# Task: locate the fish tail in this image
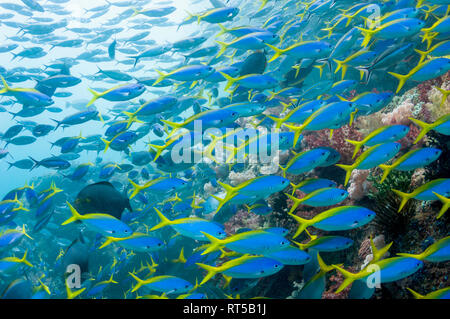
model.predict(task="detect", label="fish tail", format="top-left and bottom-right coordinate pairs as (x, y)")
top-left (215, 24), bottom-right (229, 37)
top-left (435, 86), bottom-right (450, 106)
top-left (355, 26), bottom-right (376, 48)
top-left (0, 75), bottom-right (10, 94)
top-left (288, 212), bottom-right (311, 239)
top-left (345, 139), bottom-right (363, 159)
top-left (86, 88), bottom-right (101, 107)
top-left (20, 250), bottom-right (33, 267)
top-left (378, 164), bottom-right (393, 183)
top-left (317, 253), bottom-right (334, 273)
top-left (128, 179), bottom-right (143, 199)
top-left (200, 231), bottom-right (225, 256)
top-left (408, 117), bottom-right (433, 144)
top-left (341, 13), bottom-right (357, 27)
top-left (421, 31), bottom-right (437, 50)
top-left (21, 224), bottom-right (33, 240)
top-left (432, 192), bottom-right (449, 219)
top-left (65, 281), bottom-right (85, 299)
top-left (148, 143), bottom-right (168, 162)
top-left (283, 123), bottom-right (305, 147)
top-left (416, 0), bottom-right (425, 8)
top-left (129, 272), bottom-right (147, 292)
top-left (153, 69), bottom-right (168, 86)
top-left (123, 111), bottom-right (138, 129)
top-left (391, 189), bottom-right (413, 212)
top-left (100, 137), bottom-right (111, 153)
top-left (332, 265), bottom-right (358, 293)
top-left (414, 49), bottom-right (430, 64)
top-left (265, 43), bottom-right (285, 63)
top-left (28, 156), bottom-right (39, 171)
top-left (150, 207), bottom-right (173, 231)
top-left (335, 164), bottom-right (354, 186)
top-left (285, 193), bottom-right (303, 214)
top-left (333, 59), bottom-right (348, 80)
top-left (406, 287), bottom-right (424, 299)
top-left (388, 71), bottom-right (410, 94)
top-left (61, 202), bottom-right (82, 225)
top-left (215, 41), bottom-right (229, 58)
top-left (131, 8), bottom-right (140, 17)
top-left (218, 71), bottom-right (238, 92)
top-left (99, 237), bottom-right (115, 249)
top-left (266, 114), bottom-right (285, 130)
top-left (50, 118), bottom-right (62, 130)
top-left (196, 262), bottom-right (220, 286)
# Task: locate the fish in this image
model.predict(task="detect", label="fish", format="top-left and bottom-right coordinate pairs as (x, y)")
top-left (73, 181), bottom-right (132, 220)
top-left (332, 257), bottom-right (423, 293)
top-left (201, 229), bottom-right (290, 255)
top-left (398, 236), bottom-right (450, 262)
top-left (392, 178), bottom-right (450, 212)
top-left (196, 254), bottom-right (283, 285)
top-left (62, 202), bottom-right (133, 238)
top-left (150, 207), bottom-right (226, 241)
top-left (337, 143), bottom-right (402, 185)
top-left (128, 273), bottom-right (193, 294)
top-left (288, 206), bottom-right (376, 238)
top-left (378, 148), bottom-right (442, 182)
top-left (286, 187), bottom-right (349, 212)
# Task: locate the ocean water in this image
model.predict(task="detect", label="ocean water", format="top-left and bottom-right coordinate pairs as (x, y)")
top-left (0, 0), bottom-right (449, 300)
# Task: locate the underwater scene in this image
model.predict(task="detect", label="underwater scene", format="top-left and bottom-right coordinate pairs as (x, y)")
top-left (0, 0), bottom-right (449, 300)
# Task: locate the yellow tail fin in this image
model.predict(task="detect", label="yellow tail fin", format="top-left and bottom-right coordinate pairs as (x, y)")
top-left (433, 192), bottom-right (449, 219)
top-left (266, 43), bottom-right (286, 63)
top-left (200, 231), bottom-right (225, 255)
top-left (379, 164), bottom-right (393, 183)
top-left (392, 189), bottom-right (413, 212)
top-left (129, 272), bottom-right (147, 292)
top-left (0, 76), bottom-right (10, 94)
top-left (196, 262), bottom-right (220, 285)
top-left (335, 164), bottom-right (354, 186)
top-left (86, 88), bottom-right (101, 107)
top-left (355, 27), bottom-right (377, 48)
top-left (61, 202), bottom-right (83, 225)
top-left (388, 72), bottom-right (410, 93)
top-left (332, 265), bottom-right (359, 293)
top-left (20, 250), bottom-right (33, 267)
top-left (215, 41), bottom-right (229, 58)
top-left (406, 287), bottom-right (425, 299)
top-left (345, 139), bottom-right (363, 159)
top-left (153, 69), bottom-right (168, 86)
top-left (215, 24), bottom-right (229, 37)
top-left (288, 212), bottom-right (311, 239)
top-left (150, 207), bottom-right (173, 231)
top-left (219, 71), bottom-right (239, 91)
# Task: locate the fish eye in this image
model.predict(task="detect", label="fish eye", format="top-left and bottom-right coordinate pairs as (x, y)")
top-left (112, 230), bottom-right (116, 234)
